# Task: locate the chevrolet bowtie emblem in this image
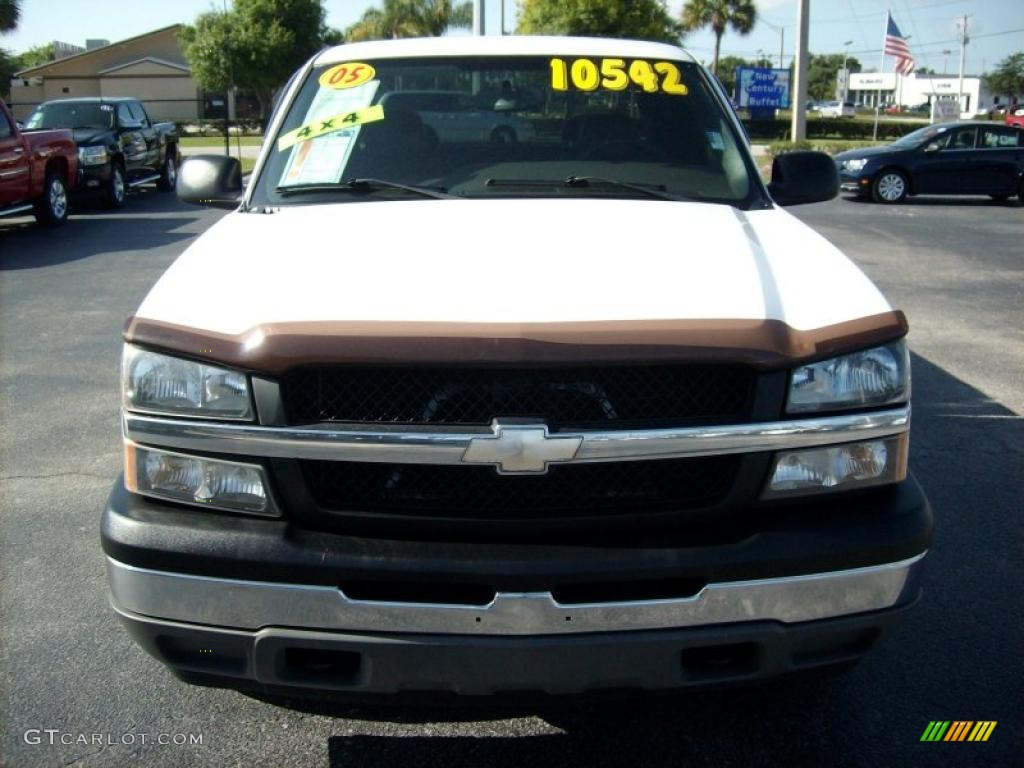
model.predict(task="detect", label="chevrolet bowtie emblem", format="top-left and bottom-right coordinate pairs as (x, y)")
top-left (462, 421), bottom-right (583, 474)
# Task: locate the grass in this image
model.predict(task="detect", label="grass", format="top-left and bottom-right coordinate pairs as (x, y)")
top-left (240, 157), bottom-right (257, 174)
top-left (180, 136), bottom-right (263, 148)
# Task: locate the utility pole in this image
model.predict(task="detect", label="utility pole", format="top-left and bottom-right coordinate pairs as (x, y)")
top-left (790, 0), bottom-right (810, 141)
top-left (957, 15), bottom-right (969, 114)
top-left (842, 40), bottom-right (854, 102)
top-left (761, 20), bottom-right (786, 69)
top-left (473, 0), bottom-right (485, 36)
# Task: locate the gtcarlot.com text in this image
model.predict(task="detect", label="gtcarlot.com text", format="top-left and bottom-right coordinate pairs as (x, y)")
top-left (24, 729), bottom-right (203, 747)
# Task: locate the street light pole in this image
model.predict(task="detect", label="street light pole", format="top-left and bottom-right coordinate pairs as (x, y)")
top-left (956, 15), bottom-right (970, 114)
top-left (790, 0), bottom-right (810, 141)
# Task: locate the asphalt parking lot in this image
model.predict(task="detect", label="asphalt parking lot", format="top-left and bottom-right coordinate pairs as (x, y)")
top-left (1, 189), bottom-right (1021, 767)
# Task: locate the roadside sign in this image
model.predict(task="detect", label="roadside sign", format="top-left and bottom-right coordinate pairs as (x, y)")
top-left (736, 67), bottom-right (791, 109)
top-left (931, 99), bottom-right (958, 124)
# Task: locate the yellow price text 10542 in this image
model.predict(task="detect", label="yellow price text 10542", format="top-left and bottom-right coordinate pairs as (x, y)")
top-left (549, 58), bottom-right (689, 96)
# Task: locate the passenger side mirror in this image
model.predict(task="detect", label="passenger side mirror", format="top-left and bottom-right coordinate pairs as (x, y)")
top-left (923, 141), bottom-right (941, 154)
top-left (766, 150), bottom-right (838, 206)
top-left (177, 155), bottom-right (243, 210)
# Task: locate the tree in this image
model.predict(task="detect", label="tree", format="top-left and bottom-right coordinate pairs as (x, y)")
top-left (680, 0), bottom-right (756, 75)
top-left (806, 53), bottom-right (860, 101)
top-left (516, 0), bottom-right (682, 44)
top-left (985, 52), bottom-right (1024, 103)
top-left (14, 43), bottom-right (56, 70)
top-left (181, 0), bottom-right (332, 120)
top-left (714, 55), bottom-right (751, 96)
top-left (0, 48), bottom-right (15, 99)
top-left (346, 0), bottom-right (472, 42)
top-left (0, 0), bottom-right (19, 33)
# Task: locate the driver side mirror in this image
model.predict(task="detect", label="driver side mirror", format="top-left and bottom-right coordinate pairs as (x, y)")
top-left (177, 155), bottom-right (243, 209)
top-left (766, 150), bottom-right (838, 206)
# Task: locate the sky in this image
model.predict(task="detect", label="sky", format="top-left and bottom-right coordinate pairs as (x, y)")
top-left (2, 0), bottom-right (1022, 75)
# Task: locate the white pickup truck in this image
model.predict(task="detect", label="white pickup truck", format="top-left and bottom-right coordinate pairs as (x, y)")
top-left (104, 36), bottom-right (931, 698)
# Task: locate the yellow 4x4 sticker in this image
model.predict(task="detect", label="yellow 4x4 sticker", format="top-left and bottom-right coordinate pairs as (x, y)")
top-left (549, 58), bottom-right (688, 96)
top-left (277, 105), bottom-right (385, 151)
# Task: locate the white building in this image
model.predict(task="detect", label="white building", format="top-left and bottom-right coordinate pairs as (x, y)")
top-left (848, 72), bottom-right (1001, 113)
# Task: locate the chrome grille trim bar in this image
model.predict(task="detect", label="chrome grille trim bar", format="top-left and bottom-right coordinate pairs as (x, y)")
top-left (124, 406), bottom-right (910, 467)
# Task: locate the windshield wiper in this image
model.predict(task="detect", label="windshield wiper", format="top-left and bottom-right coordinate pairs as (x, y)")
top-left (485, 176), bottom-right (701, 202)
top-left (275, 178), bottom-right (455, 199)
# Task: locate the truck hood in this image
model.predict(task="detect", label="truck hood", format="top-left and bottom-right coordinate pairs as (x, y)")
top-left (72, 127), bottom-right (114, 145)
top-left (132, 198), bottom-right (896, 361)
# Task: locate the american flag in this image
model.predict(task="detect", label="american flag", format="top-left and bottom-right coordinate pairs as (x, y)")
top-left (885, 13), bottom-right (915, 75)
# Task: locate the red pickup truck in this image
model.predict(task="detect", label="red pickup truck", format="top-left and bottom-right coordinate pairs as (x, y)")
top-left (1, 98), bottom-right (78, 226)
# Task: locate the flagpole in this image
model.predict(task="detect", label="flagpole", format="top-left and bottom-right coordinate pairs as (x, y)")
top-left (874, 12), bottom-right (888, 141)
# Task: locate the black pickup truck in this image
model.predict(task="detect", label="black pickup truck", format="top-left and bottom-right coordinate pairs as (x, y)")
top-left (24, 97), bottom-right (179, 207)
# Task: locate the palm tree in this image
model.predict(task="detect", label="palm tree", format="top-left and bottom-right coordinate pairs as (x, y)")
top-left (346, 0), bottom-right (472, 42)
top-left (680, 0), bottom-right (757, 75)
top-left (0, 0), bottom-right (20, 32)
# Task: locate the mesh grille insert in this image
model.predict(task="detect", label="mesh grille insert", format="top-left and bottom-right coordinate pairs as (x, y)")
top-left (282, 364), bottom-right (755, 428)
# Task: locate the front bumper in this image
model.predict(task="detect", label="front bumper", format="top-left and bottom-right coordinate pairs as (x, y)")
top-left (76, 162), bottom-right (112, 190)
top-left (103, 473), bottom-right (930, 694)
top-left (838, 170), bottom-right (873, 194)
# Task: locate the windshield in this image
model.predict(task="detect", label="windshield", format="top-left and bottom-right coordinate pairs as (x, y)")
top-left (25, 102), bottom-right (114, 130)
top-left (252, 54), bottom-right (759, 207)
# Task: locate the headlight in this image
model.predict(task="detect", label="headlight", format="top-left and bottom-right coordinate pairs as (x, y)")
top-left (123, 345), bottom-right (253, 420)
top-left (787, 340), bottom-right (909, 414)
top-left (78, 145), bottom-right (109, 166)
top-left (125, 441), bottom-right (278, 516)
top-left (842, 158), bottom-right (868, 171)
top-left (763, 435), bottom-right (907, 497)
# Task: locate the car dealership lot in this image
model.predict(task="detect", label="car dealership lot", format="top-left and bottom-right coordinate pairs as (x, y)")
top-left (1, 192), bottom-right (1021, 767)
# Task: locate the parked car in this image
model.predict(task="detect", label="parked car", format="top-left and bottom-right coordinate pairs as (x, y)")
top-left (24, 97), bottom-right (179, 207)
top-left (835, 121), bottom-right (1024, 202)
top-left (0, 97), bottom-right (78, 226)
top-left (105, 35), bottom-right (930, 698)
top-left (1006, 105), bottom-right (1024, 129)
top-left (377, 90), bottom-right (536, 144)
top-left (818, 100), bottom-right (856, 118)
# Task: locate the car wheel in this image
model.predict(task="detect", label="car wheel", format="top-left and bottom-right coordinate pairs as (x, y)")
top-left (490, 126), bottom-right (517, 144)
top-left (33, 171), bottom-right (69, 227)
top-left (106, 162), bottom-right (126, 208)
top-left (872, 170), bottom-right (907, 203)
top-left (157, 152), bottom-right (177, 192)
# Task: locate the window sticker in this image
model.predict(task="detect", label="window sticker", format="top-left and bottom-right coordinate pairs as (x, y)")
top-left (549, 58), bottom-right (688, 96)
top-left (706, 131), bottom-right (725, 150)
top-left (277, 105), bottom-right (384, 151)
top-left (278, 79), bottom-right (380, 186)
top-left (319, 62), bottom-right (376, 90)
